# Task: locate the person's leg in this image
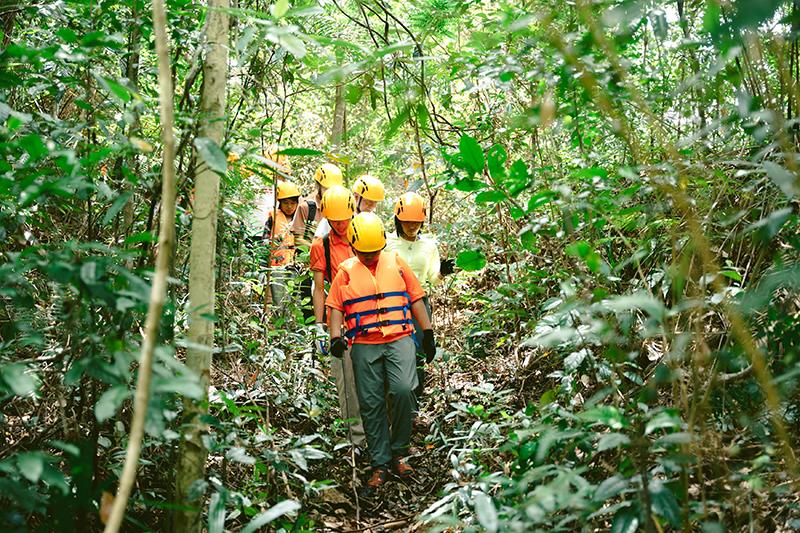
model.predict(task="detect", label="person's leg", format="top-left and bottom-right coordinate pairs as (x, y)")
top-left (383, 335), bottom-right (418, 458)
top-left (331, 347), bottom-right (365, 446)
top-left (411, 296), bottom-right (431, 398)
top-left (350, 342), bottom-right (392, 468)
top-left (298, 270), bottom-right (314, 322)
top-left (269, 267), bottom-right (289, 310)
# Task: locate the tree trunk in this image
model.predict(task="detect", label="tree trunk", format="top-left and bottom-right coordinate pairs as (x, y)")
top-left (172, 0), bottom-right (229, 531)
top-left (331, 83), bottom-right (346, 148)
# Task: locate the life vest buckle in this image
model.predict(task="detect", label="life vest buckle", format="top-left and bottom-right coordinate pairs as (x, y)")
top-left (377, 307), bottom-right (388, 314)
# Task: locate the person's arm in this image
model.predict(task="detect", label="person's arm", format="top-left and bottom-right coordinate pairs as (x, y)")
top-left (312, 270), bottom-right (326, 324)
top-left (330, 308), bottom-right (344, 339)
top-left (429, 240), bottom-right (442, 285)
top-left (411, 299), bottom-right (432, 329)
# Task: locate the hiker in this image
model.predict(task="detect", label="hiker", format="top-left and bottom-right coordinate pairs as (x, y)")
top-left (386, 191), bottom-right (454, 401)
top-left (351, 174), bottom-right (385, 214)
top-left (292, 163), bottom-right (344, 321)
top-left (264, 180), bottom-right (301, 308)
top-left (310, 185), bottom-right (366, 449)
top-left (326, 212), bottom-right (437, 489)
top-left (314, 173), bottom-right (385, 238)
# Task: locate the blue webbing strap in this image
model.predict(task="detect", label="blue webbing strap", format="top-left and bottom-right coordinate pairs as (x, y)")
top-left (344, 304), bottom-right (410, 321)
top-left (343, 290), bottom-right (410, 307)
top-left (344, 318), bottom-right (415, 339)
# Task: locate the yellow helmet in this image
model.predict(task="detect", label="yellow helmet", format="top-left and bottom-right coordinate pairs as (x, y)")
top-left (347, 212), bottom-right (386, 253)
top-left (320, 185), bottom-right (355, 221)
top-left (276, 180), bottom-right (301, 200)
top-left (352, 174), bottom-right (385, 202)
top-left (314, 163), bottom-right (344, 188)
top-left (394, 192), bottom-right (427, 222)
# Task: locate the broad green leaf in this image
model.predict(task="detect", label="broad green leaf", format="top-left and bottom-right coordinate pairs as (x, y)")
top-left (20, 134), bottom-right (48, 160)
top-left (102, 191), bottom-right (133, 226)
top-left (241, 500), bottom-right (301, 533)
top-left (610, 509), bottom-right (639, 533)
top-left (416, 103), bottom-right (430, 130)
top-left (703, 1), bottom-right (721, 34)
top-left (276, 148), bottom-right (324, 156)
top-left (473, 492), bottom-right (498, 533)
top-left (345, 84), bottom-right (362, 105)
top-left (456, 249), bottom-right (487, 271)
top-left (385, 105), bottom-right (411, 141)
top-left (763, 161), bottom-right (798, 198)
top-left (17, 452), bottom-right (45, 483)
top-left (56, 28), bottom-right (78, 43)
top-left (649, 480), bottom-right (681, 527)
top-left (452, 178), bottom-right (487, 192)
top-left (745, 208), bottom-right (794, 241)
top-left (528, 190), bottom-right (557, 211)
top-left (578, 405), bottom-right (628, 430)
top-left (487, 144), bottom-right (507, 181)
top-left (271, 0), bottom-right (290, 18)
top-left (597, 432), bottom-right (631, 452)
top-left (208, 491), bottom-right (226, 533)
top-left (194, 137), bottom-right (227, 175)
top-left (97, 76), bottom-right (132, 103)
top-left (475, 190), bottom-right (505, 203)
top-left (0, 364), bottom-right (38, 397)
top-left (95, 385), bottom-right (130, 422)
top-left (718, 270), bottom-right (742, 282)
top-left (594, 475), bottom-right (628, 501)
top-left (459, 135), bottom-right (484, 175)
top-left (645, 409), bottom-right (682, 435)
top-left (275, 33), bottom-right (306, 58)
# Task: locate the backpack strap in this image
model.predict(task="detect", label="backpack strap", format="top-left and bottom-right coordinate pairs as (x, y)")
top-left (323, 233), bottom-right (332, 282)
top-left (304, 200), bottom-right (317, 241)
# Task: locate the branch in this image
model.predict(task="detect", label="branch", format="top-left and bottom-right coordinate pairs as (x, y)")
top-left (103, 0), bottom-right (178, 529)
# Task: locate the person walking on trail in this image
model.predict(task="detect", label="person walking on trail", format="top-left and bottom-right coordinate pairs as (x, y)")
top-left (291, 163), bottom-right (344, 322)
top-left (264, 180), bottom-right (301, 308)
top-left (386, 191), bottom-right (454, 404)
top-left (326, 212), bottom-right (438, 489)
top-left (314, 173), bottom-right (386, 239)
top-left (351, 173), bottom-right (385, 214)
top-left (309, 185), bottom-right (366, 449)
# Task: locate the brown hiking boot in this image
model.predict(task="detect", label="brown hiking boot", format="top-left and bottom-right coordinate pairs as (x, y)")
top-left (392, 457), bottom-right (414, 477)
top-left (366, 467), bottom-right (389, 488)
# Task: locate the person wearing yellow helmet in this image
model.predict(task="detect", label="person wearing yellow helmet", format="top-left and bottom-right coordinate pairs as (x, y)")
top-left (314, 173), bottom-right (386, 239)
top-left (386, 191), bottom-right (454, 413)
top-left (351, 173), bottom-right (385, 213)
top-left (292, 163), bottom-right (344, 243)
top-left (264, 180), bottom-right (301, 307)
top-left (309, 186), bottom-right (366, 449)
top-left (290, 163), bottom-right (345, 322)
top-left (326, 212), bottom-right (437, 489)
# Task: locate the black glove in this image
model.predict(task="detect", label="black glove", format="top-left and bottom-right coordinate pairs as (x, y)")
top-left (440, 258), bottom-right (455, 276)
top-left (331, 337), bottom-right (347, 359)
top-left (422, 329), bottom-right (436, 363)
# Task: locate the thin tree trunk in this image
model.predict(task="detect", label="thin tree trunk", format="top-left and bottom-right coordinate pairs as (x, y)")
top-left (172, 0), bottom-right (228, 530)
top-left (331, 82), bottom-right (346, 148)
top-left (102, 0), bottom-right (178, 529)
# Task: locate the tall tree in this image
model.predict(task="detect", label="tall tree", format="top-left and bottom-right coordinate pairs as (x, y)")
top-left (172, 0), bottom-right (229, 530)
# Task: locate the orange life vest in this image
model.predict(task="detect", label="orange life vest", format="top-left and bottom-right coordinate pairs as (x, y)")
top-left (266, 209), bottom-right (295, 267)
top-left (340, 251), bottom-right (414, 342)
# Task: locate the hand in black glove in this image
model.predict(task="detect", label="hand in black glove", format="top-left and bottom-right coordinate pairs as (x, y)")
top-left (331, 337), bottom-right (347, 359)
top-left (422, 329), bottom-right (436, 363)
top-left (440, 258), bottom-right (455, 276)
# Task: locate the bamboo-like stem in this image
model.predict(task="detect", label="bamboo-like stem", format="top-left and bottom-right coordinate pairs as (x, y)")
top-left (103, 0), bottom-right (177, 529)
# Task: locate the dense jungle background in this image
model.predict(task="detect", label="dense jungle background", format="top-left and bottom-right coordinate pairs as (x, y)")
top-left (2, 0), bottom-right (800, 531)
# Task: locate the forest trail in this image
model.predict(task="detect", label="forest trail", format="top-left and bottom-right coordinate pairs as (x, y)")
top-left (3, 1), bottom-right (800, 531)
